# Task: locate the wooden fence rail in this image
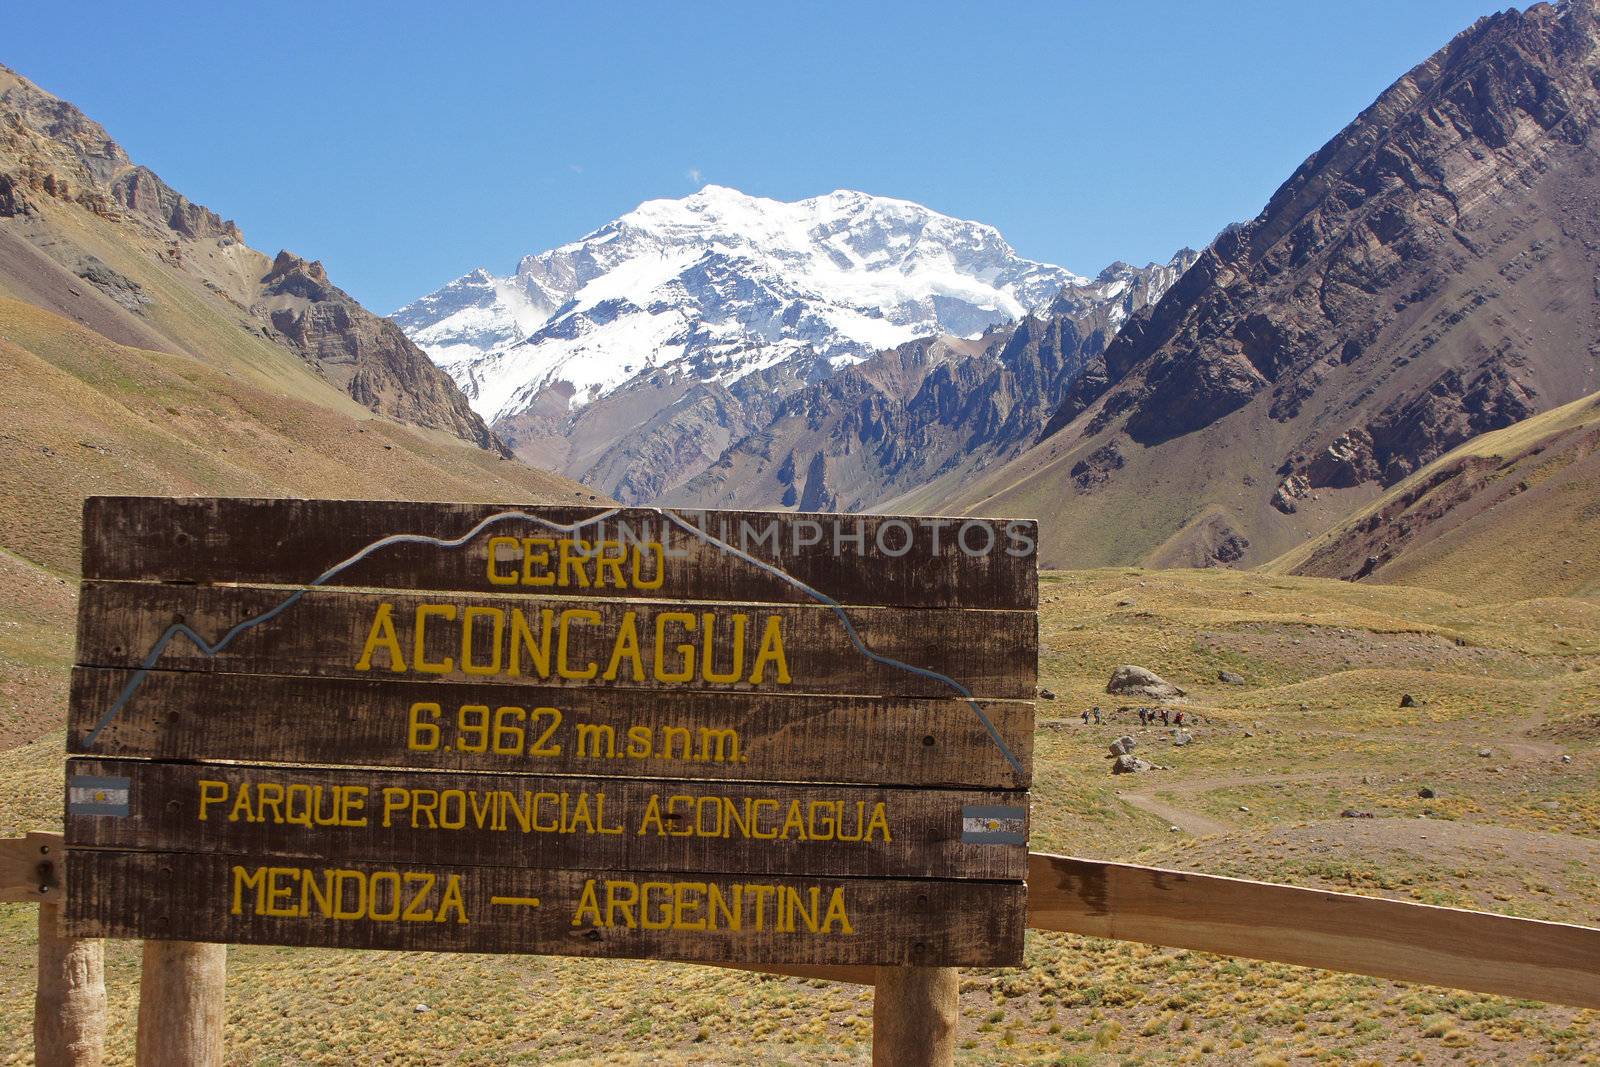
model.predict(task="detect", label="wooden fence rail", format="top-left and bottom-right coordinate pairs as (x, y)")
top-left (6, 833), bottom-right (1599, 1065)
top-left (1025, 852), bottom-right (1600, 1009)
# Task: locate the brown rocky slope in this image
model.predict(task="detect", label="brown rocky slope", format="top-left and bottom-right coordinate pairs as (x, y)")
top-left (946, 1), bottom-right (1600, 568)
top-left (1268, 387), bottom-right (1600, 601)
top-left (0, 64), bottom-right (598, 580)
top-left (669, 256), bottom-right (1195, 512)
top-left (0, 63), bottom-right (503, 452)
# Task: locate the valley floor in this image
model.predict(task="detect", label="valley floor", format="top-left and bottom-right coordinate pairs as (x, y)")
top-left (1, 568), bottom-right (1597, 1065)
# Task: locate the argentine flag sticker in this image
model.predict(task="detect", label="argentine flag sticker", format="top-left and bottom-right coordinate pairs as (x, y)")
top-left (69, 775), bottom-right (131, 817)
top-left (961, 804), bottom-right (1027, 845)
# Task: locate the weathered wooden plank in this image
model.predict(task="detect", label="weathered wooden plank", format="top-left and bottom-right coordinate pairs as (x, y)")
top-left (68, 668), bottom-right (1033, 790)
top-left (26, 833), bottom-right (1600, 1001)
top-left (74, 583), bottom-right (1038, 700)
top-left (1027, 852), bottom-right (1600, 1010)
top-left (66, 850), bottom-right (1027, 967)
top-left (81, 497), bottom-right (1038, 610)
top-left (67, 759), bottom-right (1028, 880)
top-left (0, 831), bottom-right (62, 903)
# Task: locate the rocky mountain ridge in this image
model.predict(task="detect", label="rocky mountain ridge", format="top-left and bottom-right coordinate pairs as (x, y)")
top-left (945, 0), bottom-right (1600, 568)
top-left (396, 187), bottom-right (1192, 505)
top-left (0, 64), bottom-right (503, 452)
top-left (672, 252), bottom-right (1196, 512)
top-left (1270, 387), bottom-right (1600, 600)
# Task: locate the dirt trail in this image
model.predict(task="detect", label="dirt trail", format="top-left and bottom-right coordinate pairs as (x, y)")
top-left (1110, 685), bottom-right (1568, 837)
top-left (1115, 790), bottom-right (1231, 836)
top-left (1116, 770), bottom-right (1336, 837)
top-left (1500, 682), bottom-right (1564, 760)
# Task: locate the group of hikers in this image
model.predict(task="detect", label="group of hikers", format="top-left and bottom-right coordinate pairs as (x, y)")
top-left (1079, 706), bottom-right (1187, 727)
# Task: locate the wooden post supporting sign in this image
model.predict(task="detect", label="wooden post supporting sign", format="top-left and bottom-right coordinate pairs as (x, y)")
top-left (35, 903), bottom-right (106, 1067)
top-left (2, 831), bottom-right (105, 1067)
top-left (135, 941), bottom-right (226, 1067)
top-left (873, 965), bottom-right (960, 1067)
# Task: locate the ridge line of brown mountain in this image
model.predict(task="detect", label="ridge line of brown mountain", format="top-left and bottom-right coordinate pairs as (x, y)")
top-left (935, 0), bottom-right (1600, 580)
top-left (0, 62), bottom-right (506, 454)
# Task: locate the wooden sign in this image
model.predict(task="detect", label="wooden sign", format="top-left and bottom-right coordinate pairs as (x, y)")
top-left (65, 497), bottom-right (1037, 968)
top-left (73, 584), bottom-right (1037, 698)
top-left (70, 669), bottom-right (1031, 788)
top-left (81, 498), bottom-right (1039, 610)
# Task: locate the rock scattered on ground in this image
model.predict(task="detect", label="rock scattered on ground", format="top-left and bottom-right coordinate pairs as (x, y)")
top-left (1111, 753), bottom-right (1153, 774)
top-left (1217, 670), bottom-right (1246, 684)
top-left (1418, 786), bottom-right (1436, 799)
top-left (1340, 809), bottom-right (1375, 819)
top-left (1109, 736), bottom-right (1137, 757)
top-left (1107, 664), bottom-right (1186, 699)
top-left (1400, 694), bottom-right (1418, 708)
top-left (1172, 729), bottom-right (1193, 746)
top-left (1038, 687), bottom-right (1056, 700)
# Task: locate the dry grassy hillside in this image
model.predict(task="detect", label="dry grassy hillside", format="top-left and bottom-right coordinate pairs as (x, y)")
top-left (0, 64), bottom-right (498, 449)
top-left (0, 297), bottom-right (595, 574)
top-left (2, 568), bottom-right (1595, 1064)
top-left (1270, 390), bottom-right (1600, 602)
top-left (0, 294), bottom-right (599, 743)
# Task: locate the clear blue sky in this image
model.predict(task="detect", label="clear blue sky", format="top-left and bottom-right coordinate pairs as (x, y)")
top-left (9, 1), bottom-right (1504, 313)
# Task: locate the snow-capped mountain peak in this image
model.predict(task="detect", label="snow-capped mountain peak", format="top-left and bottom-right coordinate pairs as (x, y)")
top-left (392, 185), bottom-right (1084, 423)
top-left (390, 266), bottom-right (555, 367)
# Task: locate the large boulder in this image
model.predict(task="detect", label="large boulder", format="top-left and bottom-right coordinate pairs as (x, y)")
top-left (1111, 754), bottom-right (1151, 774)
top-left (1107, 665), bottom-right (1187, 700)
top-left (1109, 736), bottom-right (1137, 757)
